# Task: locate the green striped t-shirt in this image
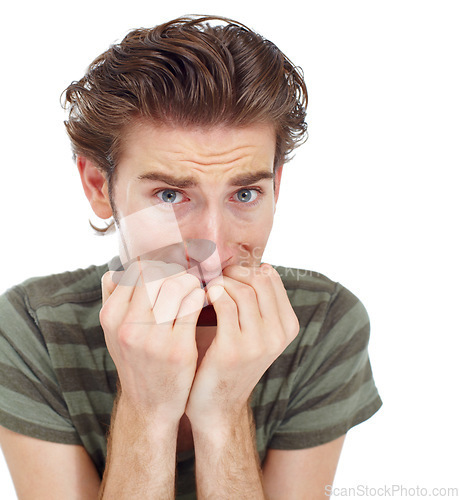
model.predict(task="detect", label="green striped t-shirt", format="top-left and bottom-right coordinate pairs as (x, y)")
top-left (0, 262), bottom-right (382, 498)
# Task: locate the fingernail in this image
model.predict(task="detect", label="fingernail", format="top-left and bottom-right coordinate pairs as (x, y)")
top-left (207, 284), bottom-right (224, 303)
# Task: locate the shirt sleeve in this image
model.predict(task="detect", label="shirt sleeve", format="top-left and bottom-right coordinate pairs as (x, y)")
top-left (0, 285), bottom-right (81, 444)
top-left (269, 282), bottom-right (382, 449)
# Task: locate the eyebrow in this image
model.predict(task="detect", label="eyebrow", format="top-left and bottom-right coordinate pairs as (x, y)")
top-left (137, 170), bottom-right (274, 188)
top-left (137, 172), bottom-right (196, 188)
top-left (231, 171), bottom-right (275, 185)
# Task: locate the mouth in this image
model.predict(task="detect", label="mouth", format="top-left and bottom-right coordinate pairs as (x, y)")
top-left (199, 275), bottom-right (224, 290)
top-left (197, 303), bottom-right (217, 326)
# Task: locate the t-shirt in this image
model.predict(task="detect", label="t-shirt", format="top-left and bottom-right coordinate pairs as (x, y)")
top-left (0, 262), bottom-right (382, 498)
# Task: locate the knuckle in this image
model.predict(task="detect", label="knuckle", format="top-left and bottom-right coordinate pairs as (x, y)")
top-left (99, 304), bottom-right (114, 330)
top-left (186, 287), bottom-right (205, 305)
top-left (237, 283), bottom-right (257, 301)
top-left (121, 261), bottom-right (141, 282)
top-left (218, 296), bottom-right (237, 313)
top-left (289, 314), bottom-right (300, 338)
top-left (101, 271), bottom-right (111, 287)
top-left (183, 272), bottom-right (201, 289)
top-left (281, 317), bottom-right (300, 345)
top-left (99, 308), bottom-right (108, 328)
top-left (254, 270), bottom-right (271, 286)
top-left (273, 336), bottom-right (288, 355)
top-left (160, 277), bottom-right (182, 295)
top-left (262, 264), bottom-right (280, 281)
top-left (118, 323), bottom-right (137, 349)
top-left (261, 331), bottom-right (284, 356)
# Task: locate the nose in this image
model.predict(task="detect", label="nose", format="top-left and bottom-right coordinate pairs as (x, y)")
top-left (186, 207), bottom-right (235, 278)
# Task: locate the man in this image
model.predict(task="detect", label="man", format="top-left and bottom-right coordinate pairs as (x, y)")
top-left (0, 16), bottom-right (382, 499)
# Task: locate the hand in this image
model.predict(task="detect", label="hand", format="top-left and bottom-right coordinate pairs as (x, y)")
top-left (100, 259), bottom-right (205, 422)
top-left (185, 263), bottom-right (300, 428)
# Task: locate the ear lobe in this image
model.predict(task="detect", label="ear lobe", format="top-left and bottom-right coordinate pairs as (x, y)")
top-left (77, 156), bottom-right (113, 219)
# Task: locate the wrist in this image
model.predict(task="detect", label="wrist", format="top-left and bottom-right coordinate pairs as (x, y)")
top-left (189, 404), bottom-right (252, 444)
top-left (116, 393), bottom-right (181, 437)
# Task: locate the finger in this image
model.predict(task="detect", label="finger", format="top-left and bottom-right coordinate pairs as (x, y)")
top-left (139, 260), bottom-right (186, 283)
top-left (101, 271), bottom-right (117, 305)
top-left (104, 263), bottom-right (144, 303)
top-left (174, 287), bottom-right (206, 327)
top-left (207, 284), bottom-right (240, 334)
top-left (208, 275), bottom-right (262, 332)
top-left (100, 262), bottom-right (143, 326)
top-left (127, 260), bottom-right (186, 320)
top-left (153, 273), bottom-right (203, 325)
top-left (259, 263), bottom-right (299, 338)
top-left (123, 265), bottom-right (158, 325)
top-left (223, 264), bottom-right (281, 324)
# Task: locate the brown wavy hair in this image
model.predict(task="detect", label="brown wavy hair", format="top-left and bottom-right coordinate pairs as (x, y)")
top-left (63, 15), bottom-right (308, 234)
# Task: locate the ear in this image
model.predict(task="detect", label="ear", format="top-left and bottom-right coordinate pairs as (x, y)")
top-left (274, 165), bottom-right (283, 205)
top-left (77, 156), bottom-right (113, 219)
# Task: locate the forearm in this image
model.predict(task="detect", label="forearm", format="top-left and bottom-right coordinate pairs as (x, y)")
top-left (99, 394), bottom-right (179, 499)
top-left (192, 404), bottom-right (266, 500)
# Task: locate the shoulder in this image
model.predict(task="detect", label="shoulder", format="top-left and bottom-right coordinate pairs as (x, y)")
top-left (0, 262), bottom-right (112, 447)
top-left (252, 266), bottom-right (381, 452)
top-left (273, 265), bottom-right (336, 293)
top-left (0, 262), bottom-right (110, 343)
top-left (3, 262), bottom-right (109, 310)
top-left (273, 264), bottom-right (369, 346)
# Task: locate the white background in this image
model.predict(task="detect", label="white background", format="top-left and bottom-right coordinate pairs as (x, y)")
top-left (1, 0), bottom-right (458, 498)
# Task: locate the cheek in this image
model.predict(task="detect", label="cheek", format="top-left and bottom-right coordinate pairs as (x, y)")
top-left (236, 213), bottom-right (275, 263)
top-left (117, 205), bottom-right (183, 263)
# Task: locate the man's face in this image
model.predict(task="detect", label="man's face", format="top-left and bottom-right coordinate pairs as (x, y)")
top-left (109, 120), bottom-right (282, 285)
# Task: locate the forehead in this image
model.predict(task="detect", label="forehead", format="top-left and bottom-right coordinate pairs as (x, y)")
top-left (116, 120), bottom-right (277, 178)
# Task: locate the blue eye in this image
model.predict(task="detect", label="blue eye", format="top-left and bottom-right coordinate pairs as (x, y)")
top-left (156, 189), bottom-right (183, 203)
top-left (234, 189), bottom-right (259, 203)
